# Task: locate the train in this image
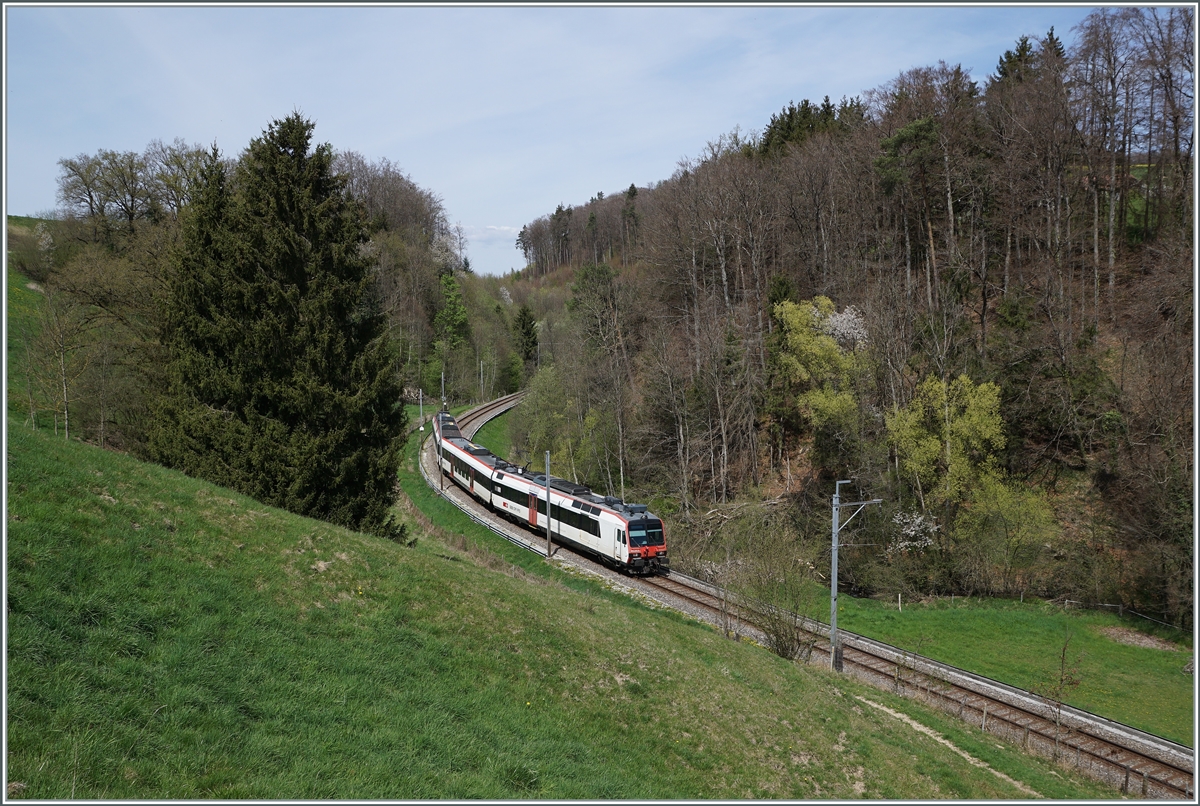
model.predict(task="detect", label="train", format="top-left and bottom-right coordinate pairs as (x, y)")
top-left (432, 410), bottom-right (668, 574)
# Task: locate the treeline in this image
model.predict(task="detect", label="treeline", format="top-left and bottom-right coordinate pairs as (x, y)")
top-left (10, 114), bottom-right (524, 535)
top-left (510, 9), bottom-right (1193, 627)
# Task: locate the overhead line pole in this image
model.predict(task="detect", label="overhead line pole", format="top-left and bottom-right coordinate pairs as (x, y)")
top-left (545, 450), bottom-right (552, 558)
top-left (831, 480), bottom-right (882, 672)
top-left (439, 372), bottom-right (446, 492)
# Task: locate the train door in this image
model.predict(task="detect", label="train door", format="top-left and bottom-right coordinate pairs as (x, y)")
top-left (528, 492), bottom-right (538, 528)
top-left (469, 468), bottom-right (474, 494)
top-left (602, 523), bottom-right (618, 562)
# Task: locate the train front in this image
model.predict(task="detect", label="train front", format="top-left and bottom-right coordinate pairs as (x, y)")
top-left (627, 513), bottom-right (668, 574)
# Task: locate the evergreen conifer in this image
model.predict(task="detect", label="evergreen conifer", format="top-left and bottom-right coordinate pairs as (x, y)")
top-left (151, 114), bottom-right (406, 537)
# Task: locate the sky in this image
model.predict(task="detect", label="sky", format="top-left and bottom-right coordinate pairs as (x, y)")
top-left (5, 3), bottom-right (1105, 276)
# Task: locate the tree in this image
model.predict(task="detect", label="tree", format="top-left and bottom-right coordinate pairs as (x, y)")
top-left (953, 473), bottom-right (1057, 596)
top-left (143, 138), bottom-right (207, 219)
top-left (774, 297), bottom-right (869, 472)
top-left (433, 273), bottom-right (471, 349)
top-left (886, 374), bottom-right (1005, 519)
top-left (56, 153), bottom-right (109, 242)
top-left (1032, 630), bottom-right (1084, 760)
top-left (31, 287), bottom-right (95, 441)
top-left (568, 262), bottom-right (639, 498)
top-left (96, 149), bottom-right (152, 234)
top-left (150, 114), bottom-right (407, 536)
top-left (512, 304), bottom-right (539, 363)
top-left (876, 117), bottom-right (941, 308)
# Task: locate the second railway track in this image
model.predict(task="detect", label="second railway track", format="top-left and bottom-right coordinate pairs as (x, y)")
top-left (420, 397), bottom-right (1195, 799)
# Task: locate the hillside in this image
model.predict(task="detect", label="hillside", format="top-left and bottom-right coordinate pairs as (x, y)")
top-left (5, 419), bottom-right (1115, 799)
top-left (500, 9), bottom-right (1194, 635)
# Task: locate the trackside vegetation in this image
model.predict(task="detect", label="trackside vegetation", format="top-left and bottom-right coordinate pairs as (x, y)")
top-left (7, 418), bottom-right (1119, 799)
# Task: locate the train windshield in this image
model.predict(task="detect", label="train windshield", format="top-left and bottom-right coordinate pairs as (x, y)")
top-left (628, 519), bottom-right (664, 547)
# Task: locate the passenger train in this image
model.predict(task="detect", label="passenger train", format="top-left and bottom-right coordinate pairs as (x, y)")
top-left (433, 411), bottom-right (668, 574)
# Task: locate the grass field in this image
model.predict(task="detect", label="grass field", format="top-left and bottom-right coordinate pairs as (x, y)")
top-left (474, 412), bottom-right (1194, 747)
top-left (469, 412), bottom-right (512, 463)
top-left (839, 594), bottom-right (1194, 746)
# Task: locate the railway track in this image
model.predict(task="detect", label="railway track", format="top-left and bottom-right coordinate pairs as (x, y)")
top-left (831, 621), bottom-right (1193, 799)
top-left (420, 397), bottom-right (1195, 799)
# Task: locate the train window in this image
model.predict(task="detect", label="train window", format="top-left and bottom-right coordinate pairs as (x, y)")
top-left (628, 520), bottom-right (665, 547)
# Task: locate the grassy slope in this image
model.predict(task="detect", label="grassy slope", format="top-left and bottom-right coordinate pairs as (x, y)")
top-left (470, 412), bottom-right (511, 464)
top-left (472, 414), bottom-right (1195, 747)
top-left (6, 257), bottom-right (42, 418)
top-left (6, 432), bottom-right (1117, 798)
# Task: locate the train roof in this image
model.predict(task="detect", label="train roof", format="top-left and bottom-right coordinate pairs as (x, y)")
top-left (435, 412), bottom-right (462, 436)
top-left (525, 474), bottom-right (654, 520)
top-left (437, 412), bottom-right (657, 520)
top-left (445, 437), bottom-right (503, 466)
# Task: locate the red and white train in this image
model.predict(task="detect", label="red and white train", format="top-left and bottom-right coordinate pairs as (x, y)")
top-left (433, 411), bottom-right (668, 574)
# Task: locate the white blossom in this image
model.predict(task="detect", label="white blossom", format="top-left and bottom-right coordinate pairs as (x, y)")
top-left (35, 222), bottom-right (53, 253)
top-left (822, 304), bottom-right (868, 349)
top-left (35, 222), bottom-right (54, 272)
top-left (430, 232), bottom-right (462, 272)
top-left (887, 510), bottom-right (938, 557)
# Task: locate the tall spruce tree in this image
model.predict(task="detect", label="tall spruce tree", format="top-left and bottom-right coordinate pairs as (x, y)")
top-left (512, 304), bottom-right (539, 362)
top-left (151, 114), bottom-right (407, 536)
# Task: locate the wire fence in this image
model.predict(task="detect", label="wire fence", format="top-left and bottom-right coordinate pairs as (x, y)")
top-left (1058, 599), bottom-right (1185, 632)
top-left (900, 592), bottom-right (1188, 635)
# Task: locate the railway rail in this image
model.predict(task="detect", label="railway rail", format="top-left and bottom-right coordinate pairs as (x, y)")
top-left (420, 397), bottom-right (1195, 799)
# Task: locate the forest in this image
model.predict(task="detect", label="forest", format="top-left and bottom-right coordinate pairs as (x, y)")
top-left (9, 8), bottom-right (1192, 627)
top-left (506, 9), bottom-right (1194, 628)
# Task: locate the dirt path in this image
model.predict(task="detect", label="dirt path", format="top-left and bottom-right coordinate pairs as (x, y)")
top-left (855, 695), bottom-right (1042, 798)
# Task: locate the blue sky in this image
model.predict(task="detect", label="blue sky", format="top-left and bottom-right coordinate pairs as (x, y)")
top-left (5, 4), bottom-right (1102, 276)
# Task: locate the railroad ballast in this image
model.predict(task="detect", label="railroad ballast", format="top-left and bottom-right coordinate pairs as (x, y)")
top-left (434, 411), bottom-right (668, 574)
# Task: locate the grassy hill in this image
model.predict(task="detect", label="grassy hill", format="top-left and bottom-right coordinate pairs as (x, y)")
top-left (5, 418), bottom-right (1120, 799)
